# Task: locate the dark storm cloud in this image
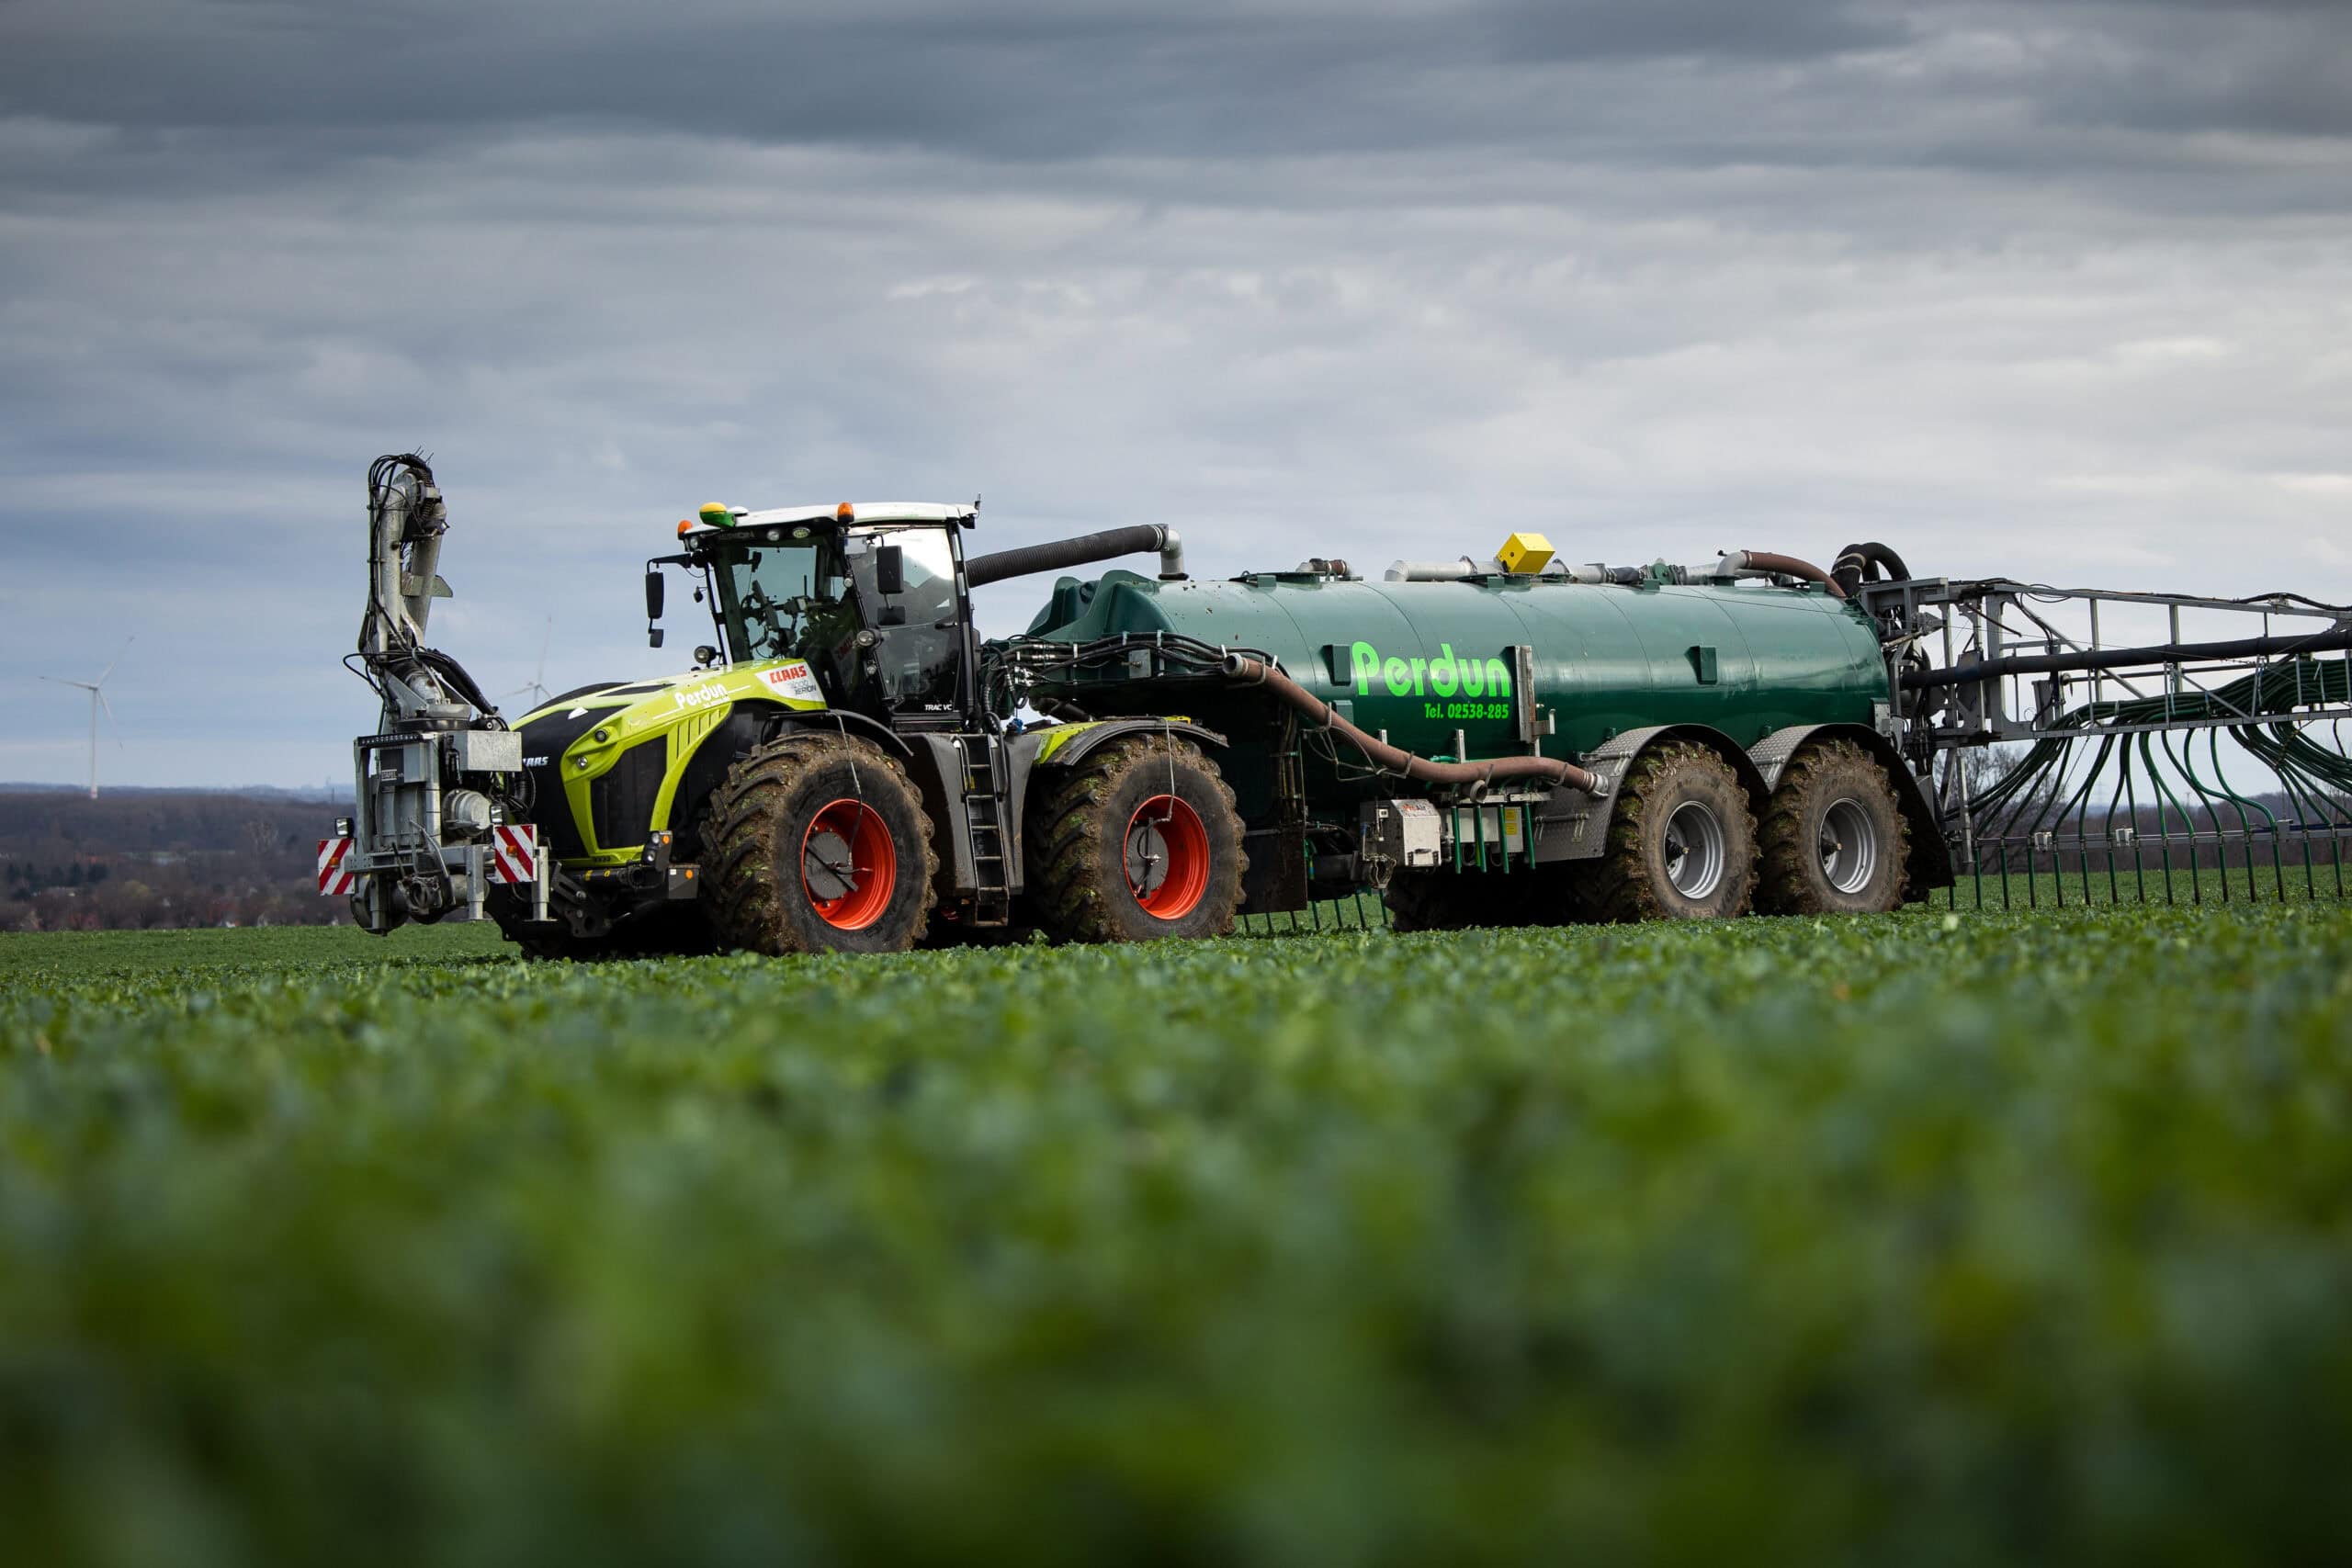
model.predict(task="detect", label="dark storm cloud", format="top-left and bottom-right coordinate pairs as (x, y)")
top-left (2, 0), bottom-right (2335, 159)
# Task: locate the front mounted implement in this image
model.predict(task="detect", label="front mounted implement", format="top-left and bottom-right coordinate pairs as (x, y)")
top-left (330, 455), bottom-right (549, 934)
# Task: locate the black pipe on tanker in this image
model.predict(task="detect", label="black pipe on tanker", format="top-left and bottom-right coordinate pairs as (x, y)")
top-left (1832, 541), bottom-right (1912, 599)
top-left (1221, 654), bottom-right (1607, 796)
top-left (967, 525), bottom-right (1185, 589)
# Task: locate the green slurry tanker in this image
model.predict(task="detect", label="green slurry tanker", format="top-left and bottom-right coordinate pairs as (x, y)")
top-left (327, 454), bottom-right (1948, 956)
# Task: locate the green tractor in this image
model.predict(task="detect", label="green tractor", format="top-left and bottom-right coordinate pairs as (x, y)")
top-left (333, 456), bottom-right (1250, 957)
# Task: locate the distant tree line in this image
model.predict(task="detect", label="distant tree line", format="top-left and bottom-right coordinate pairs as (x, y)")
top-left (1, 791), bottom-right (354, 931)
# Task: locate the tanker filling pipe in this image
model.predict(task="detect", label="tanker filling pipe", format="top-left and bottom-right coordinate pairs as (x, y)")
top-left (1713, 550), bottom-right (1847, 599)
top-left (1385, 558), bottom-right (1494, 582)
top-left (966, 525), bottom-right (1185, 588)
top-left (1385, 558), bottom-right (1649, 585)
top-left (1220, 654), bottom-right (1606, 796)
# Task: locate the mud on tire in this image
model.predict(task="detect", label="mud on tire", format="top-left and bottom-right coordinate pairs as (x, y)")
top-left (1578, 741), bottom-right (1758, 921)
top-left (1757, 739), bottom-right (1911, 916)
top-left (700, 735), bottom-right (937, 955)
top-left (1026, 736), bottom-right (1247, 943)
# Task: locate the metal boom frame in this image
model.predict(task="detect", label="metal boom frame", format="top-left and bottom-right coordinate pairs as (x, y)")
top-left (1859, 576), bottom-right (2352, 908)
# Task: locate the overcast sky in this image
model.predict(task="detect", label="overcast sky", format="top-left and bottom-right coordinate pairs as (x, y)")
top-left (3, 0), bottom-right (2347, 790)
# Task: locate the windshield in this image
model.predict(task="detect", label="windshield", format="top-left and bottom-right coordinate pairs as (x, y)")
top-left (715, 538), bottom-right (842, 663)
top-left (708, 524), bottom-right (965, 709)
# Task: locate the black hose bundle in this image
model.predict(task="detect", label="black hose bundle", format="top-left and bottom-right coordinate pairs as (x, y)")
top-left (1832, 541), bottom-right (1911, 599)
top-left (982, 629), bottom-right (1246, 718)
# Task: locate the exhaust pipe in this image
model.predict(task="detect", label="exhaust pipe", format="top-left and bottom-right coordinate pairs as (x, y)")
top-left (1222, 654), bottom-right (1604, 795)
top-left (966, 525), bottom-right (1185, 589)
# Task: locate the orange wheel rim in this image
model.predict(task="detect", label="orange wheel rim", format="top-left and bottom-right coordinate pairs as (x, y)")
top-left (1124, 795), bottom-right (1209, 919)
top-left (801, 799), bottom-right (896, 930)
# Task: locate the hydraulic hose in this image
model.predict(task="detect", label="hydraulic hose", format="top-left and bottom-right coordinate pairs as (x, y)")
top-left (1719, 549), bottom-right (1846, 599)
top-left (413, 646), bottom-right (503, 721)
top-left (1832, 541), bottom-right (1911, 598)
top-left (1221, 654), bottom-right (1605, 795)
top-left (966, 525), bottom-right (1185, 588)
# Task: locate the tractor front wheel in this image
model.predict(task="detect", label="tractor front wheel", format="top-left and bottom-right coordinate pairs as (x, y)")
top-left (1027, 737), bottom-right (1247, 942)
top-left (702, 735), bottom-right (937, 955)
top-left (1579, 742), bottom-right (1758, 921)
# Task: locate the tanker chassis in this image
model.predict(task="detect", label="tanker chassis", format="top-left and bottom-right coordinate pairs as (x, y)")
top-left (326, 454), bottom-right (1948, 954)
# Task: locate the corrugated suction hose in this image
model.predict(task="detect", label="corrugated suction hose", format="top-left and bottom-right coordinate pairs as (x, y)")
top-left (1221, 654), bottom-right (1605, 795)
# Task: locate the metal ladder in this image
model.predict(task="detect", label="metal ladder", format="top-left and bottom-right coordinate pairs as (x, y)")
top-left (960, 733), bottom-right (1015, 924)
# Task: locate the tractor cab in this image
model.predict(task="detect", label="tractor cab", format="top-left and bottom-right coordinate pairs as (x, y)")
top-left (657, 502), bottom-right (980, 729)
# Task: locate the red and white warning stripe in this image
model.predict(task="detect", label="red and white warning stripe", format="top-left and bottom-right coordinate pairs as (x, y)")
top-left (489, 823), bottom-right (538, 886)
top-left (317, 837), bottom-right (356, 897)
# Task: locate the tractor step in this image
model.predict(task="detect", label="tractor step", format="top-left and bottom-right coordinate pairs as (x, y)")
top-left (960, 734), bottom-right (1015, 925)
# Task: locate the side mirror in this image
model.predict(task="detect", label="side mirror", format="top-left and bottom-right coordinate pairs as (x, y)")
top-left (644, 569), bottom-right (665, 620)
top-left (875, 544), bottom-right (905, 597)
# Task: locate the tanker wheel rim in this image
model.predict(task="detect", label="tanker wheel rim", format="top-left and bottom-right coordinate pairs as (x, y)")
top-left (800, 799), bottom-right (897, 931)
top-left (1662, 798), bottom-right (1726, 900)
top-left (1124, 795), bottom-right (1210, 920)
top-left (1818, 796), bottom-right (1879, 896)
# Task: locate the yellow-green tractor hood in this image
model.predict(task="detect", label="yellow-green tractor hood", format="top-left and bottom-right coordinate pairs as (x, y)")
top-left (514, 659), bottom-right (828, 864)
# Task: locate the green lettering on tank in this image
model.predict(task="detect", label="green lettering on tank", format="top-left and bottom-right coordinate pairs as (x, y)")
top-left (1430, 644), bottom-right (1460, 697)
top-left (1349, 638), bottom-right (1510, 699)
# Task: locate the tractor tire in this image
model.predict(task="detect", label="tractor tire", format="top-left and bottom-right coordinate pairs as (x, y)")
top-left (1026, 736), bottom-right (1247, 943)
top-left (701, 735), bottom-right (937, 955)
top-left (1580, 742), bottom-right (1758, 922)
top-left (1757, 739), bottom-right (1911, 916)
top-left (1383, 869), bottom-right (1555, 933)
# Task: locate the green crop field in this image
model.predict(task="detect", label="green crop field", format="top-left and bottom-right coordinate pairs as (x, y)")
top-left (6, 904), bottom-right (2351, 1565)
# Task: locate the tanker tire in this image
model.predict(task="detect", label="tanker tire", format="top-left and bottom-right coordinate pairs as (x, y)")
top-left (1581, 742), bottom-right (1758, 921)
top-left (1757, 739), bottom-right (1910, 916)
top-left (1027, 736), bottom-right (1246, 943)
top-left (701, 735), bottom-right (937, 956)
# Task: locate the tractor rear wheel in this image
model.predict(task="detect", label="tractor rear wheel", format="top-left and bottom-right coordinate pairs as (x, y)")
top-left (702, 735), bottom-right (937, 955)
top-left (1580, 742), bottom-right (1758, 921)
top-left (1027, 736), bottom-right (1247, 942)
top-left (1757, 739), bottom-right (1910, 915)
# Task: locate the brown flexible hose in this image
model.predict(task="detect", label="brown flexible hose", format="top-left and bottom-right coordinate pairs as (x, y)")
top-left (1728, 550), bottom-right (1847, 600)
top-left (1222, 655), bottom-right (1605, 795)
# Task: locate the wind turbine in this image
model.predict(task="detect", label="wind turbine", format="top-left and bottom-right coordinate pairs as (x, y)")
top-left (40, 637), bottom-right (131, 799)
top-left (505, 617), bottom-right (553, 712)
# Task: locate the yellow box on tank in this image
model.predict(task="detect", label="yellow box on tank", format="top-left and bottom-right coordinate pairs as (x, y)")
top-left (1497, 532), bottom-right (1555, 575)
